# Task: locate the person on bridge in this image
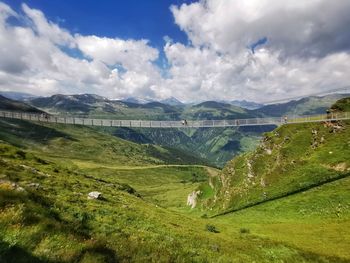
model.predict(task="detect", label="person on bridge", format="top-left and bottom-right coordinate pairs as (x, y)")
top-left (181, 119), bottom-right (188, 126)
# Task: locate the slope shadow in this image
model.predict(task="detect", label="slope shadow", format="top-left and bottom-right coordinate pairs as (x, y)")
top-left (0, 119), bottom-right (76, 147)
top-left (0, 240), bottom-right (60, 263)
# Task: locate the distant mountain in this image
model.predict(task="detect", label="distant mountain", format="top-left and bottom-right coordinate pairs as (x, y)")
top-left (184, 101), bottom-right (250, 120)
top-left (254, 94), bottom-right (350, 117)
top-left (23, 92), bottom-right (350, 167)
top-left (230, 100), bottom-right (264, 110)
top-left (194, 101), bottom-right (233, 109)
top-left (29, 94), bottom-right (108, 113)
top-left (0, 95), bottom-right (43, 113)
top-left (121, 97), bottom-right (154, 104)
top-left (159, 97), bottom-right (183, 106)
top-left (28, 94), bottom-right (182, 120)
top-left (122, 96), bottom-right (183, 106)
top-left (0, 91), bottom-right (39, 101)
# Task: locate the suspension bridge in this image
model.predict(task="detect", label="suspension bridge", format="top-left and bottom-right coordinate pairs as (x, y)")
top-left (1, 110), bottom-right (350, 128)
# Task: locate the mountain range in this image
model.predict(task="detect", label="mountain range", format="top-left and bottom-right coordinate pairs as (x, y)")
top-left (1, 92), bottom-right (349, 167)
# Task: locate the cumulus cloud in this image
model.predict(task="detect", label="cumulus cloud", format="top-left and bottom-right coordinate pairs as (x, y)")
top-left (168, 0), bottom-right (350, 102)
top-left (0, 1), bottom-right (350, 103)
top-left (0, 2), bottom-right (162, 99)
top-left (171, 0), bottom-right (350, 58)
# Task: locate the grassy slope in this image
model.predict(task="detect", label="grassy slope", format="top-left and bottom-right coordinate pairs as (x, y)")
top-left (0, 119), bottom-right (208, 166)
top-left (255, 94), bottom-right (350, 117)
top-left (30, 95), bottom-right (264, 167)
top-left (108, 126), bottom-right (265, 168)
top-left (210, 119), bottom-right (350, 213)
top-left (0, 142), bottom-right (344, 263)
top-left (185, 99), bottom-right (350, 260)
top-left (0, 118), bottom-right (346, 262)
top-left (0, 95), bottom-right (43, 113)
top-left (214, 175), bottom-right (350, 261)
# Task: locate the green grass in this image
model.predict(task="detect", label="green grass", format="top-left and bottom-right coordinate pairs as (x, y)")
top-left (211, 120), bottom-right (350, 214)
top-left (1, 99), bottom-right (350, 262)
top-left (214, 175), bottom-right (350, 261)
top-left (1, 142), bottom-right (338, 262)
top-left (0, 119), bottom-right (208, 166)
top-left (77, 165), bottom-right (210, 211)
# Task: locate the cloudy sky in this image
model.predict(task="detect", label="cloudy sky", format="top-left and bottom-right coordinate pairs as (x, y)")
top-left (0, 0), bottom-right (350, 103)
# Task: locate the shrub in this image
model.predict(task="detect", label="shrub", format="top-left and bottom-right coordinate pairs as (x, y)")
top-left (206, 224), bottom-right (219, 233)
top-left (15, 150), bottom-right (26, 159)
top-left (35, 157), bottom-right (49, 164)
top-left (239, 228), bottom-right (250, 234)
top-left (201, 214), bottom-right (208, 219)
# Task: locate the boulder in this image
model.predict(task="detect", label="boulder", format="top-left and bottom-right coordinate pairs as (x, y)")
top-left (88, 191), bottom-right (102, 200)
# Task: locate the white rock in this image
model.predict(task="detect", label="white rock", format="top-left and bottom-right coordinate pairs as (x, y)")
top-left (88, 191), bottom-right (102, 200)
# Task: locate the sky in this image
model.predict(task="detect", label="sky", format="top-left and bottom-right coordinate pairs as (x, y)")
top-left (0, 0), bottom-right (350, 103)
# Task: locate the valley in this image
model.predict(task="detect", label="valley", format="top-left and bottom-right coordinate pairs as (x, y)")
top-left (0, 96), bottom-right (349, 262)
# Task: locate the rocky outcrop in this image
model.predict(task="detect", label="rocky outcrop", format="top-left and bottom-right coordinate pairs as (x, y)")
top-left (187, 190), bottom-right (201, 209)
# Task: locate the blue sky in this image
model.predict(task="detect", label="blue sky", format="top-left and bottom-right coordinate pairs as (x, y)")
top-left (4, 0), bottom-right (193, 48)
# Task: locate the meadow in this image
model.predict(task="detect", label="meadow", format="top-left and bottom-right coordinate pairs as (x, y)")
top-left (0, 115), bottom-right (349, 262)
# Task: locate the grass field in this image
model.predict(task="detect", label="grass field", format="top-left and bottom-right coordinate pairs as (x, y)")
top-left (0, 113), bottom-right (350, 262)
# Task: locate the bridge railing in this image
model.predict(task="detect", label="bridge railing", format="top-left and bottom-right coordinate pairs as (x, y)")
top-left (0, 110), bottom-right (350, 128)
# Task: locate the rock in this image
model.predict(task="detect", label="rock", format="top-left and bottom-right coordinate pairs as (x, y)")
top-left (28, 183), bottom-right (41, 189)
top-left (187, 190), bottom-right (201, 209)
top-left (15, 186), bottom-right (25, 192)
top-left (88, 191), bottom-right (102, 200)
top-left (0, 180), bottom-right (25, 192)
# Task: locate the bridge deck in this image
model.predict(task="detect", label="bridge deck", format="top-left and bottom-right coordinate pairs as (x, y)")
top-left (1, 110), bottom-right (350, 128)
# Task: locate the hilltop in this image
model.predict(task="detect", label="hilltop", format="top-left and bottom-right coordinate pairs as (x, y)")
top-left (205, 97), bottom-right (350, 214)
top-left (0, 95), bottom-right (43, 113)
top-left (254, 93), bottom-right (350, 117)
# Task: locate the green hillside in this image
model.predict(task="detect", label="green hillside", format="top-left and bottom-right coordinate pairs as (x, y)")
top-left (27, 93), bottom-right (349, 167)
top-left (214, 174), bottom-right (350, 261)
top-left (207, 98), bottom-right (350, 214)
top-left (104, 126), bottom-right (266, 167)
top-left (0, 95), bottom-right (43, 113)
top-left (2, 141), bottom-right (344, 262)
top-left (1, 99), bottom-right (350, 261)
top-left (0, 119), bottom-right (207, 166)
top-left (254, 94), bottom-right (350, 117)
top-left (1, 118), bottom-right (341, 262)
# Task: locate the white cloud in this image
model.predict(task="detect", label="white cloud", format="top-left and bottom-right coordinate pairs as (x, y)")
top-left (167, 0), bottom-right (350, 102)
top-left (170, 0), bottom-right (350, 58)
top-left (0, 1), bottom-right (350, 103)
top-left (0, 2), bottom-right (163, 99)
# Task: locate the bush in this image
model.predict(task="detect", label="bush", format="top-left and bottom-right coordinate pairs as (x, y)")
top-left (35, 157), bottom-right (49, 164)
top-left (206, 224), bottom-right (219, 233)
top-left (239, 228), bottom-right (250, 234)
top-left (201, 214), bottom-right (208, 219)
top-left (15, 150), bottom-right (26, 159)
top-left (118, 183), bottom-right (141, 197)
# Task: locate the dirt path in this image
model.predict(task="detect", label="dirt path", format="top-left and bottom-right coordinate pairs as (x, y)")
top-left (71, 159), bottom-right (221, 171)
